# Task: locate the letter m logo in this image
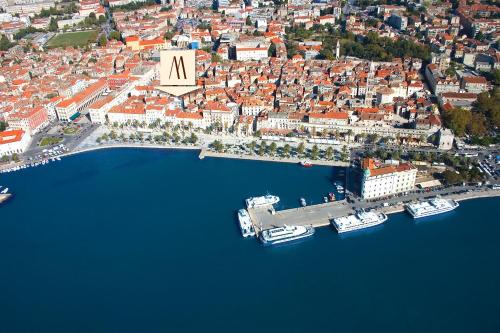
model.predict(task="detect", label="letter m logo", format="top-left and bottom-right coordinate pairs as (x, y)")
top-left (160, 50), bottom-right (196, 86)
top-left (169, 56), bottom-right (187, 80)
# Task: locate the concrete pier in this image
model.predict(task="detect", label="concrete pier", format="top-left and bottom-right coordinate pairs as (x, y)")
top-left (249, 200), bottom-right (353, 233)
top-left (248, 189), bottom-right (500, 233)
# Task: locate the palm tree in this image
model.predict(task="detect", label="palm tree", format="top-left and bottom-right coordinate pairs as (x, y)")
top-left (268, 142), bottom-right (277, 156)
top-left (311, 145), bottom-right (319, 160)
top-left (283, 144), bottom-right (291, 157)
top-left (189, 133), bottom-right (198, 144)
top-left (341, 145), bottom-right (349, 162)
top-left (248, 141), bottom-right (257, 153)
top-left (297, 142), bottom-right (305, 157)
top-left (326, 147), bottom-right (334, 160)
top-left (258, 141), bottom-right (267, 156)
top-left (346, 129), bottom-right (353, 143)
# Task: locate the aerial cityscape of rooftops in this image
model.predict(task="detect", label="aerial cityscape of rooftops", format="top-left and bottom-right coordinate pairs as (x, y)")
top-left (1, 0), bottom-right (500, 243)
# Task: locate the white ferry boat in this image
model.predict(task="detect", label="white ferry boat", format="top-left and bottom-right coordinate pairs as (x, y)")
top-left (237, 209), bottom-right (255, 238)
top-left (405, 198), bottom-right (459, 219)
top-left (259, 225), bottom-right (315, 245)
top-left (0, 187), bottom-right (9, 194)
top-left (245, 195), bottom-right (280, 209)
top-left (332, 210), bottom-right (388, 233)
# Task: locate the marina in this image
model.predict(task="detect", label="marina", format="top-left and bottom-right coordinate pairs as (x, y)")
top-left (245, 188), bottom-right (500, 239)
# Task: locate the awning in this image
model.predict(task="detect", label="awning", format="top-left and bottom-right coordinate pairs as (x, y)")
top-left (69, 112), bottom-right (80, 121)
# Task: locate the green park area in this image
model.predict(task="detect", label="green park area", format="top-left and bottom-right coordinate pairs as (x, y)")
top-left (63, 126), bottom-right (79, 135)
top-left (46, 30), bottom-right (98, 48)
top-left (39, 137), bottom-right (62, 146)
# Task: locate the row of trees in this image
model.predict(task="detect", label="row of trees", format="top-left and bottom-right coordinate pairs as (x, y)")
top-left (210, 140), bottom-right (349, 161)
top-left (36, 4), bottom-right (78, 18)
top-left (0, 154), bottom-right (19, 163)
top-left (97, 130), bottom-right (198, 145)
top-left (109, 0), bottom-right (157, 12)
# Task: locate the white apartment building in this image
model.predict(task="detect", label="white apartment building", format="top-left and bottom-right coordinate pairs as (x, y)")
top-left (235, 46), bottom-right (268, 61)
top-left (0, 129), bottom-right (31, 157)
top-left (55, 79), bottom-right (108, 122)
top-left (360, 158), bottom-right (417, 199)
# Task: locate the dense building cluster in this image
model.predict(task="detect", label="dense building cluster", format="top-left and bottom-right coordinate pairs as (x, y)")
top-left (0, 0), bottom-right (499, 156)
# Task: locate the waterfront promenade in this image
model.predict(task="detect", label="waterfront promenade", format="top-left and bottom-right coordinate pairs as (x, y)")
top-left (249, 188), bottom-right (500, 232)
top-left (199, 148), bottom-right (349, 167)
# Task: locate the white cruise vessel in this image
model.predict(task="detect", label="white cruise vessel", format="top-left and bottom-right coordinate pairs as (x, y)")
top-left (237, 209), bottom-right (255, 238)
top-left (245, 195), bottom-right (280, 209)
top-left (405, 198), bottom-right (459, 218)
top-left (259, 225), bottom-right (315, 245)
top-left (332, 211), bottom-right (388, 233)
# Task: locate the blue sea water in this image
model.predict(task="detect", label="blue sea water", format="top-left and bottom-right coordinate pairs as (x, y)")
top-left (0, 148), bottom-right (499, 333)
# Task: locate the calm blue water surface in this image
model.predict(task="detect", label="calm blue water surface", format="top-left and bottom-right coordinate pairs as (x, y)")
top-left (1, 149), bottom-right (499, 333)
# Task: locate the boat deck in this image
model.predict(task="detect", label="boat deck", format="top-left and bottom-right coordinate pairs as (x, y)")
top-left (248, 200), bottom-right (354, 233)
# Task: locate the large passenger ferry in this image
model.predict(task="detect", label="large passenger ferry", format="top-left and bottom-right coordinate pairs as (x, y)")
top-left (259, 225), bottom-right (315, 245)
top-left (237, 209), bottom-right (255, 238)
top-left (405, 198), bottom-right (459, 219)
top-left (245, 195), bottom-right (280, 209)
top-left (332, 210), bottom-right (388, 233)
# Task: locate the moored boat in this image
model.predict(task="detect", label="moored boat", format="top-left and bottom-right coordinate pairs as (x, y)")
top-left (405, 198), bottom-right (459, 219)
top-left (246, 195), bottom-right (280, 209)
top-left (259, 225), bottom-right (315, 245)
top-left (237, 209), bottom-right (255, 238)
top-left (332, 210), bottom-right (388, 233)
top-left (300, 160), bottom-right (313, 167)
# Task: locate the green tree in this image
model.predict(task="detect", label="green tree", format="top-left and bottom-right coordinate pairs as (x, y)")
top-left (189, 133), bottom-right (198, 144)
top-left (297, 142), bottom-right (305, 157)
top-left (98, 35), bottom-right (107, 47)
top-left (0, 34), bottom-right (14, 51)
top-left (311, 145), bottom-right (320, 160)
top-left (109, 31), bottom-right (121, 41)
top-left (210, 140), bottom-right (224, 152)
top-left (11, 153), bottom-right (19, 162)
top-left (442, 170), bottom-right (463, 185)
top-left (341, 145), bottom-right (349, 162)
top-left (248, 141), bottom-right (257, 153)
top-left (325, 147), bottom-right (334, 160)
top-left (268, 142), bottom-right (277, 156)
top-left (442, 108), bottom-right (472, 137)
top-left (211, 53), bottom-right (222, 63)
top-left (245, 16), bottom-right (252, 26)
top-left (283, 144), bottom-right (291, 157)
top-left (48, 18), bottom-right (58, 32)
top-left (258, 141), bottom-right (267, 156)
top-left (268, 43), bottom-right (276, 57)
top-left (1, 155), bottom-right (9, 163)
top-left (0, 121), bottom-right (7, 131)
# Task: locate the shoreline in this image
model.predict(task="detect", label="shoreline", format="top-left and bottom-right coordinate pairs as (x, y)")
top-left (200, 149), bottom-right (350, 167)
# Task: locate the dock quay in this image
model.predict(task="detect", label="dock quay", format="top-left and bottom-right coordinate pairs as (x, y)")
top-left (247, 188), bottom-right (500, 233)
top-left (248, 200), bottom-right (353, 233)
